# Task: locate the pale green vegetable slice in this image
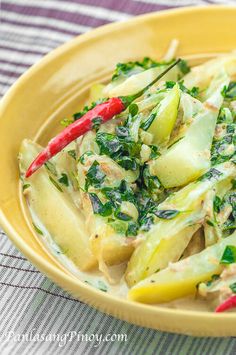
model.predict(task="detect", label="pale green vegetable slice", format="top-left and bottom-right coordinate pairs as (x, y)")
top-left (183, 53), bottom-right (236, 90)
top-left (136, 92), bottom-right (166, 113)
top-left (179, 92), bottom-right (203, 123)
top-left (149, 72), bottom-right (229, 188)
top-left (125, 162), bottom-right (236, 286)
top-left (104, 65), bottom-right (178, 98)
top-left (133, 224), bottom-right (200, 280)
top-left (128, 231), bottom-right (236, 304)
top-left (145, 83), bottom-right (180, 145)
top-left (88, 83), bottom-right (105, 103)
top-left (19, 139), bottom-right (96, 271)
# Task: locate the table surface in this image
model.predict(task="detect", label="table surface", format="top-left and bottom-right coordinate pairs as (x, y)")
top-left (1, 0), bottom-right (236, 354)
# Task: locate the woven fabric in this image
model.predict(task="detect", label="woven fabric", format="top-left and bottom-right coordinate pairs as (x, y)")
top-left (0, 1), bottom-right (236, 354)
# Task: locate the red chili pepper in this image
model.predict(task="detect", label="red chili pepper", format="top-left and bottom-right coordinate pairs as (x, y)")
top-left (25, 59), bottom-right (180, 178)
top-left (25, 97), bottom-right (124, 177)
top-left (215, 295), bottom-right (236, 313)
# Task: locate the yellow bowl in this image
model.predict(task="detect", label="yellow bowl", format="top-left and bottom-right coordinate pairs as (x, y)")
top-left (0, 5), bottom-right (236, 337)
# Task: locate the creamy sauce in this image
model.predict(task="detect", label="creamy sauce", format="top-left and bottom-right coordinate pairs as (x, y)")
top-left (28, 204), bottom-right (214, 311)
top-left (29, 204), bottom-right (129, 296)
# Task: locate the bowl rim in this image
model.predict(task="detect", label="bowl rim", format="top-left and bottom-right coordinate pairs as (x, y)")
top-left (1, 4), bottom-right (236, 327)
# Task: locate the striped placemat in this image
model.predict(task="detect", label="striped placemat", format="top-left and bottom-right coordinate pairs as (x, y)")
top-left (0, 1), bottom-right (236, 354)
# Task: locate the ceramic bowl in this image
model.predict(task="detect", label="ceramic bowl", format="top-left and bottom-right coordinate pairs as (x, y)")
top-left (0, 5), bottom-right (236, 336)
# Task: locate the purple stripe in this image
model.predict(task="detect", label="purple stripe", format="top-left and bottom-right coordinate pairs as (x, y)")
top-left (0, 58), bottom-right (30, 68)
top-left (2, 2), bottom-right (112, 29)
top-left (1, 43), bottom-right (48, 56)
top-left (69, 0), bottom-right (173, 14)
top-left (0, 69), bottom-right (23, 79)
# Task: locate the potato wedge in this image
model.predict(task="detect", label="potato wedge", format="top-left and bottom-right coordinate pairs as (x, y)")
top-left (19, 139), bottom-right (96, 271)
top-left (128, 231), bottom-right (236, 304)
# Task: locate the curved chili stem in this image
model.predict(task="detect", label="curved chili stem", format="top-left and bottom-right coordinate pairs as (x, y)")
top-left (25, 59), bottom-right (180, 178)
top-left (120, 58), bottom-right (181, 107)
top-left (215, 295), bottom-right (236, 312)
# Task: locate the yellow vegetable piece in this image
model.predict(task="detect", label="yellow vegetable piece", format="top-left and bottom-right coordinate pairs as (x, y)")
top-left (149, 108), bottom-right (215, 188)
top-left (149, 73), bottom-right (229, 188)
top-left (125, 162), bottom-right (236, 286)
top-left (19, 139), bottom-right (97, 271)
top-left (128, 232), bottom-right (236, 304)
top-left (147, 83), bottom-right (180, 145)
top-left (126, 224), bottom-right (200, 287)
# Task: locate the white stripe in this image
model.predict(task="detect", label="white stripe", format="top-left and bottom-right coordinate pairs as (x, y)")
top-left (0, 85), bottom-right (8, 97)
top-left (4, 0), bottom-right (131, 22)
top-left (134, 0), bottom-right (208, 5)
top-left (0, 74), bottom-right (17, 85)
top-left (0, 38), bottom-right (54, 54)
top-left (0, 62), bottom-right (27, 75)
top-left (0, 48), bottom-right (42, 65)
top-left (206, 0), bottom-right (236, 3)
top-left (1, 29), bottom-right (61, 49)
top-left (2, 27), bottom-right (61, 46)
top-left (2, 9), bottom-right (91, 35)
top-left (1, 22), bottom-right (73, 44)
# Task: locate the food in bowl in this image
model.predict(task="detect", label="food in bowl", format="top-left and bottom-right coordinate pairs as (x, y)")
top-left (18, 43), bottom-right (236, 313)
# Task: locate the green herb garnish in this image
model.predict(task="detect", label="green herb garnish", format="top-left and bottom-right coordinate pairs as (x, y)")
top-left (92, 116), bottom-right (102, 131)
top-left (79, 151), bottom-right (94, 165)
top-left (230, 282), bottom-right (236, 293)
top-left (111, 57), bottom-right (163, 82)
top-left (206, 274), bottom-right (220, 287)
top-left (49, 176), bottom-right (63, 192)
top-left (222, 81), bottom-right (236, 100)
top-left (96, 132), bottom-right (121, 156)
top-left (154, 209), bottom-right (180, 220)
top-left (177, 59), bottom-right (190, 75)
top-left (58, 173), bottom-right (69, 187)
top-left (97, 280), bottom-right (108, 292)
top-left (126, 221), bottom-right (139, 237)
top-left (22, 183), bottom-right (30, 191)
top-left (32, 223), bottom-right (44, 235)
top-left (143, 166), bottom-right (161, 191)
top-left (89, 193), bottom-right (112, 217)
top-left (129, 103), bottom-right (139, 117)
top-left (45, 161), bottom-right (57, 176)
top-left (213, 195), bottom-right (222, 214)
top-left (73, 98), bottom-right (107, 120)
top-left (85, 161), bottom-right (106, 190)
top-left (60, 118), bottom-right (73, 127)
top-left (220, 245), bottom-right (236, 265)
top-left (198, 168), bottom-right (222, 182)
top-left (68, 149), bottom-right (76, 160)
top-left (140, 112), bottom-right (157, 131)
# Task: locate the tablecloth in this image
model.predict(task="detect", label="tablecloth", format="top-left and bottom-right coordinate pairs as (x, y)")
top-left (1, 0), bottom-right (236, 354)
